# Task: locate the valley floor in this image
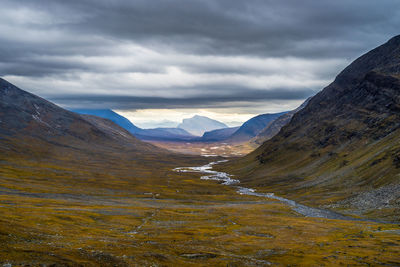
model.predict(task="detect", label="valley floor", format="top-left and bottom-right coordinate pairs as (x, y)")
top-left (147, 140), bottom-right (255, 157)
top-left (1, 155), bottom-right (400, 266)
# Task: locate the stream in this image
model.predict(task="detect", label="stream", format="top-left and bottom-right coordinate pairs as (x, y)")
top-left (174, 160), bottom-right (355, 221)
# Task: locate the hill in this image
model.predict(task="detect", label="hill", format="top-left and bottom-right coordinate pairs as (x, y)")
top-left (221, 35), bottom-right (400, 221)
top-left (226, 112), bottom-right (287, 143)
top-left (200, 126), bottom-right (240, 142)
top-left (178, 115), bottom-right (227, 136)
top-left (252, 98), bottom-right (310, 145)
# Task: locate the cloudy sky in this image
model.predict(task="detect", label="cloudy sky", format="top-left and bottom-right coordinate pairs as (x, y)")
top-left (1, 0), bottom-right (399, 127)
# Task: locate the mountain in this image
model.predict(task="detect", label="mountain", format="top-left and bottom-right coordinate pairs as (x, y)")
top-left (252, 98), bottom-right (311, 145)
top-left (72, 109), bottom-right (195, 141)
top-left (70, 109), bottom-right (141, 134)
top-left (226, 112), bottom-right (287, 143)
top-left (200, 126), bottom-right (240, 142)
top-left (0, 79), bottom-right (164, 155)
top-left (178, 115), bottom-right (228, 136)
top-left (223, 35), bottom-right (400, 221)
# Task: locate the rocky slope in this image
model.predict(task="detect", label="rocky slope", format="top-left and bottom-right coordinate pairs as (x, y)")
top-left (222, 35), bottom-right (400, 221)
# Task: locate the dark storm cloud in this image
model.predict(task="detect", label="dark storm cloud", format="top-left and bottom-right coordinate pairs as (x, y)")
top-left (1, 0), bottom-right (399, 109)
top-left (18, 0), bottom-right (399, 58)
top-left (49, 87), bottom-right (314, 110)
top-left (3, 0), bottom-right (399, 57)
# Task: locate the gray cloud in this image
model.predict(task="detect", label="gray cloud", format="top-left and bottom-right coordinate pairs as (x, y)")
top-left (20, 0), bottom-right (399, 58)
top-left (0, 0), bottom-right (399, 112)
top-left (50, 87), bottom-right (314, 110)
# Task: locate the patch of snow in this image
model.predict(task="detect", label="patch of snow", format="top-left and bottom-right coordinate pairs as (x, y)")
top-left (34, 104), bottom-right (40, 115)
top-left (32, 114), bottom-right (51, 128)
top-left (201, 154), bottom-right (218, 157)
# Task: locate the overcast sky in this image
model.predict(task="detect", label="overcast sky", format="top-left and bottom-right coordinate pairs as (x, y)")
top-left (1, 0), bottom-right (400, 127)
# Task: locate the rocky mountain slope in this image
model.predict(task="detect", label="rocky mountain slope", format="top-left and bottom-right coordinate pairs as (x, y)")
top-left (178, 115), bottom-right (227, 136)
top-left (226, 112), bottom-right (287, 143)
top-left (222, 35), bottom-right (400, 221)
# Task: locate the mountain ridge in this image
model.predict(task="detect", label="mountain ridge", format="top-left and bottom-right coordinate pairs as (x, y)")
top-left (71, 109), bottom-right (195, 141)
top-left (226, 112), bottom-right (287, 143)
top-left (200, 126), bottom-right (240, 142)
top-left (252, 98), bottom-right (311, 145)
top-left (71, 109), bottom-right (141, 134)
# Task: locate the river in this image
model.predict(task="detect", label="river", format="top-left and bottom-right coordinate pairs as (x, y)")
top-left (174, 160), bottom-right (356, 221)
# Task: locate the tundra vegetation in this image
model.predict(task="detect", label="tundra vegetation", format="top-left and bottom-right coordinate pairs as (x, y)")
top-left (1, 141), bottom-right (400, 266)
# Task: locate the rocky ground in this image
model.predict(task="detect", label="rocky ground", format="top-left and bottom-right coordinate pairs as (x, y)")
top-left (325, 183), bottom-right (400, 222)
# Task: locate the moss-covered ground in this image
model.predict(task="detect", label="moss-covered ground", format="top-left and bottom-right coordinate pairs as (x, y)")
top-left (1, 148), bottom-right (400, 266)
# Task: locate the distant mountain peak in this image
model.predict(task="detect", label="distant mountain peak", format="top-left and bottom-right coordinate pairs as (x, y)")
top-left (178, 115), bottom-right (228, 136)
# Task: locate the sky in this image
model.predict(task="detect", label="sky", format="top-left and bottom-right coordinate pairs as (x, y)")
top-left (1, 0), bottom-right (400, 128)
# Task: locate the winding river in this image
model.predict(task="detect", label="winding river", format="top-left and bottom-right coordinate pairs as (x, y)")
top-left (174, 160), bottom-right (354, 221)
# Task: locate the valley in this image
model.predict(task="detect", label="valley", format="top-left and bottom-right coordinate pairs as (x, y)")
top-left (1, 3), bottom-right (400, 264)
top-left (1, 153), bottom-right (400, 266)
top-left (1, 76), bottom-right (399, 265)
